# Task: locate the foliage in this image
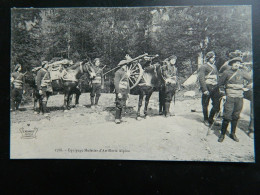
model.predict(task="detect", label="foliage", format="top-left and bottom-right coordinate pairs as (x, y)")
top-left (11, 6), bottom-right (252, 86)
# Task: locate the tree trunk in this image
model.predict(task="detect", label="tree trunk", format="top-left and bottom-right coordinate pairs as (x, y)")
top-left (198, 51), bottom-right (203, 68)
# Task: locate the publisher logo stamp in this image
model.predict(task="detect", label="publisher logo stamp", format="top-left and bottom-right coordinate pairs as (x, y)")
top-left (19, 124), bottom-right (38, 139)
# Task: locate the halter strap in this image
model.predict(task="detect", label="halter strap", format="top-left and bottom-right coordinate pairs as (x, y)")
top-left (79, 62), bottom-right (84, 74)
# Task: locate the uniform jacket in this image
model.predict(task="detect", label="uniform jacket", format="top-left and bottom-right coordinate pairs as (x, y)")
top-left (114, 68), bottom-right (130, 94)
top-left (218, 69), bottom-right (252, 98)
top-left (198, 62), bottom-right (219, 92)
top-left (91, 66), bottom-right (104, 85)
top-left (36, 68), bottom-right (51, 90)
top-left (11, 72), bottom-right (25, 89)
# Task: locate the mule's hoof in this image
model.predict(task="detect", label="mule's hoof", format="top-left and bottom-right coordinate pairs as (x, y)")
top-left (44, 113), bottom-right (50, 117)
top-left (115, 119), bottom-right (121, 124)
top-left (144, 115), bottom-right (150, 119)
top-left (71, 108), bottom-right (74, 111)
top-left (64, 110), bottom-right (68, 113)
top-left (34, 111), bottom-right (38, 114)
top-left (136, 117), bottom-right (142, 121)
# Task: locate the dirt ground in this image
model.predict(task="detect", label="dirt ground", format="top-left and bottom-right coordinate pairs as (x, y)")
top-left (10, 91), bottom-right (254, 162)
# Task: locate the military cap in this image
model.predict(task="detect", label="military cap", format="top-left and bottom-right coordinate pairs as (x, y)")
top-left (168, 55), bottom-right (177, 60)
top-left (93, 58), bottom-right (100, 63)
top-left (14, 64), bottom-right (21, 71)
top-left (41, 61), bottom-right (48, 67)
top-left (229, 50), bottom-right (243, 58)
top-left (228, 57), bottom-right (243, 66)
top-left (205, 51), bottom-right (215, 61)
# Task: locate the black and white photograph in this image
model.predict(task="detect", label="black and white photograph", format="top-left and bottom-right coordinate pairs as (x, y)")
top-left (10, 6), bottom-right (254, 162)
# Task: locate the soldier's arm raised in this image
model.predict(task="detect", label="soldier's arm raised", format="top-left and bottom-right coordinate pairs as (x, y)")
top-left (198, 66), bottom-right (208, 92)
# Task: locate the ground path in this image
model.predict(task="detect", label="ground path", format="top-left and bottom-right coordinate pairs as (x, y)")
top-left (11, 92), bottom-right (254, 162)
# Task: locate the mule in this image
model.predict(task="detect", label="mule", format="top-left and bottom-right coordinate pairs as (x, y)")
top-left (132, 61), bottom-right (162, 120)
top-left (27, 61), bottom-right (96, 113)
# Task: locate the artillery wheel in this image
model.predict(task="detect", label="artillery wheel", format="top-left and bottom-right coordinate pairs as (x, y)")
top-left (126, 62), bottom-right (144, 89)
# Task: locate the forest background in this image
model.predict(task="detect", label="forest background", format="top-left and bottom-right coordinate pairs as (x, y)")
top-left (11, 6), bottom-right (252, 93)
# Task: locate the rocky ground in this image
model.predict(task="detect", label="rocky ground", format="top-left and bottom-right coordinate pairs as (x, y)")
top-left (10, 91), bottom-right (254, 162)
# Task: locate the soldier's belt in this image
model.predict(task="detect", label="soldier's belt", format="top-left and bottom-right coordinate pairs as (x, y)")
top-left (226, 89), bottom-right (244, 98)
top-left (205, 75), bottom-right (217, 79)
top-left (205, 79), bottom-right (217, 85)
top-left (92, 76), bottom-right (102, 84)
top-left (13, 80), bottom-right (23, 89)
top-left (41, 80), bottom-right (51, 87)
top-left (14, 80), bottom-right (23, 84)
top-left (227, 84), bottom-right (244, 90)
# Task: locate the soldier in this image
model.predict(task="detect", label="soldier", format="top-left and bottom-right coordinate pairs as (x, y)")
top-left (198, 51), bottom-right (221, 126)
top-left (159, 55), bottom-right (178, 117)
top-left (217, 57), bottom-right (252, 142)
top-left (114, 58), bottom-right (130, 124)
top-left (11, 64), bottom-right (25, 111)
top-left (36, 61), bottom-right (52, 116)
top-left (90, 58), bottom-right (104, 108)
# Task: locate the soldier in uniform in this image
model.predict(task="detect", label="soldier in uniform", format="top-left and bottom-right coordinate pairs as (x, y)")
top-left (90, 58), bottom-right (104, 108)
top-left (114, 56), bottom-right (131, 124)
top-left (11, 64), bottom-right (25, 111)
top-left (198, 51), bottom-right (221, 126)
top-left (159, 55), bottom-right (179, 117)
top-left (217, 57), bottom-right (252, 142)
top-left (36, 61), bottom-right (52, 116)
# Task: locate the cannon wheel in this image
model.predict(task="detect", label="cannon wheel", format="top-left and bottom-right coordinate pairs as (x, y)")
top-left (126, 62), bottom-right (144, 89)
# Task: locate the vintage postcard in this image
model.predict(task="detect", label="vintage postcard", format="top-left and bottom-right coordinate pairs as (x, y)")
top-left (10, 6), bottom-right (254, 162)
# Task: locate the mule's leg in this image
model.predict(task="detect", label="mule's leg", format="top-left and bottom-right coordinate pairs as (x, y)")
top-left (67, 91), bottom-right (73, 110)
top-left (75, 88), bottom-right (81, 106)
top-left (136, 94), bottom-right (144, 120)
top-left (33, 94), bottom-right (38, 114)
top-left (63, 92), bottom-right (69, 111)
top-left (159, 87), bottom-right (164, 115)
top-left (144, 91), bottom-right (153, 118)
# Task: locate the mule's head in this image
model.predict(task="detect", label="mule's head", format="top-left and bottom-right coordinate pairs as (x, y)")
top-left (83, 62), bottom-right (96, 79)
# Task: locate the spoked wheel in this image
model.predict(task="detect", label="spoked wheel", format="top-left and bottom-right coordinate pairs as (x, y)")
top-left (126, 62), bottom-right (144, 89)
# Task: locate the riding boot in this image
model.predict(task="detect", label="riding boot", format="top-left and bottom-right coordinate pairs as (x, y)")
top-left (208, 109), bottom-right (220, 126)
top-left (121, 106), bottom-right (126, 118)
top-left (159, 102), bottom-right (163, 115)
top-left (203, 106), bottom-right (209, 122)
top-left (90, 97), bottom-right (94, 108)
top-left (115, 107), bottom-right (121, 124)
top-left (165, 102), bottom-right (170, 117)
top-left (39, 100), bottom-right (43, 114)
top-left (15, 102), bottom-right (20, 111)
top-left (208, 110), bottom-right (215, 125)
top-left (94, 96), bottom-right (100, 105)
top-left (11, 99), bottom-right (16, 111)
top-left (230, 119), bottom-right (239, 142)
top-left (218, 119), bottom-right (229, 142)
top-left (42, 101), bottom-right (48, 116)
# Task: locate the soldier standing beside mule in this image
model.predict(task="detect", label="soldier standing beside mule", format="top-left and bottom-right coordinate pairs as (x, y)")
top-left (217, 57), bottom-right (252, 142)
top-left (198, 51), bottom-right (221, 127)
top-left (90, 58), bottom-right (104, 108)
top-left (11, 64), bottom-right (25, 112)
top-left (36, 61), bottom-right (53, 116)
top-left (114, 61), bottom-right (130, 124)
top-left (159, 55), bottom-right (179, 117)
